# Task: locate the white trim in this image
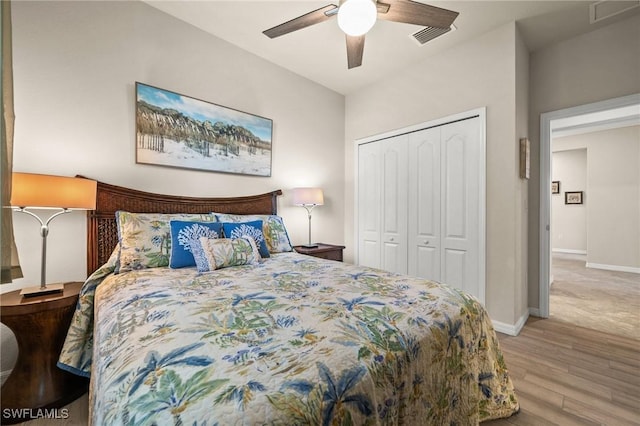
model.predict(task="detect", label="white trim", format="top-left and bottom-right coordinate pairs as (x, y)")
top-left (1, 369), bottom-right (12, 386)
top-left (552, 248), bottom-right (587, 255)
top-left (586, 262), bottom-right (640, 274)
top-left (355, 108), bottom-right (485, 145)
top-left (353, 107), bottom-right (486, 305)
top-left (539, 93), bottom-right (640, 319)
top-left (492, 310), bottom-right (529, 336)
top-left (478, 108), bottom-right (487, 306)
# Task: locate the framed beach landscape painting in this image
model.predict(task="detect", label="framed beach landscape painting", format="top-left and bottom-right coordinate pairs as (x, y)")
top-left (135, 82), bottom-right (273, 177)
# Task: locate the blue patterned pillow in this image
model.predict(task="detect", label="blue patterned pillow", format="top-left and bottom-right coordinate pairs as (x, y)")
top-left (169, 221), bottom-right (223, 268)
top-left (222, 220), bottom-right (270, 258)
top-left (215, 213), bottom-right (293, 253)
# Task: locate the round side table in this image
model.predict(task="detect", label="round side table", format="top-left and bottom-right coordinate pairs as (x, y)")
top-left (1, 281), bottom-right (89, 424)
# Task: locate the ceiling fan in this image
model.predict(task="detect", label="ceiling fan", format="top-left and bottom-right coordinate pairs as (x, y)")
top-left (263, 0), bottom-right (459, 69)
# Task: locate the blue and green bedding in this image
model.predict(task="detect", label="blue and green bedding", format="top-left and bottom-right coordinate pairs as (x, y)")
top-left (59, 252), bottom-right (518, 425)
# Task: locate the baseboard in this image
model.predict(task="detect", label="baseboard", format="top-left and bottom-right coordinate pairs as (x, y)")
top-left (1, 369), bottom-right (12, 386)
top-left (528, 307), bottom-right (541, 317)
top-left (552, 248), bottom-right (587, 255)
top-left (586, 262), bottom-right (640, 274)
top-left (492, 310), bottom-right (529, 336)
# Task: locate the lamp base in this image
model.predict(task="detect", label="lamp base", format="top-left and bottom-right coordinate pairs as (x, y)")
top-left (300, 243), bottom-right (319, 248)
top-left (20, 283), bottom-right (64, 298)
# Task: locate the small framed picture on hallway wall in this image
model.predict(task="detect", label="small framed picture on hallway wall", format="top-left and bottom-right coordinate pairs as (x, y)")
top-left (551, 181), bottom-right (560, 194)
top-left (565, 191), bottom-right (583, 205)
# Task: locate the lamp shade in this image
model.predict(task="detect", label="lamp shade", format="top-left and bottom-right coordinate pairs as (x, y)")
top-left (292, 187), bottom-right (324, 206)
top-left (10, 173), bottom-right (97, 210)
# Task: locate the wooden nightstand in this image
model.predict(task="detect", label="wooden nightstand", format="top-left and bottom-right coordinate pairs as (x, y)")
top-left (1, 281), bottom-right (89, 424)
top-left (294, 243), bottom-right (345, 262)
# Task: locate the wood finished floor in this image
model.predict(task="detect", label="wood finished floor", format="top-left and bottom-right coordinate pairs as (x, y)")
top-left (485, 317), bottom-right (640, 426)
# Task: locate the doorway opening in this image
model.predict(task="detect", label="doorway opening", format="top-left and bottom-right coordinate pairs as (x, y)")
top-left (539, 93), bottom-right (640, 318)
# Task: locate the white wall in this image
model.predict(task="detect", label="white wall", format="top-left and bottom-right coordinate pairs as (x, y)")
top-left (528, 14), bottom-right (640, 308)
top-left (2, 0), bottom-right (345, 377)
top-left (553, 126), bottom-right (640, 270)
top-left (552, 148), bottom-right (587, 253)
top-left (345, 22), bottom-right (528, 328)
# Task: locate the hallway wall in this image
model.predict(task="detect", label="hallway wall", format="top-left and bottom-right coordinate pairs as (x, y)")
top-left (552, 148), bottom-right (587, 253)
top-left (553, 125), bottom-right (640, 272)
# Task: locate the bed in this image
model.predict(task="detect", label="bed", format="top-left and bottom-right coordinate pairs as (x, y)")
top-left (58, 179), bottom-right (518, 425)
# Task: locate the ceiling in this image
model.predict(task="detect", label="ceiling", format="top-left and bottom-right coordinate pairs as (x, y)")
top-left (143, 0), bottom-right (640, 95)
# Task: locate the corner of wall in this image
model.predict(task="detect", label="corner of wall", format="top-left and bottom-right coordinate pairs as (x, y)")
top-left (492, 309), bottom-right (529, 336)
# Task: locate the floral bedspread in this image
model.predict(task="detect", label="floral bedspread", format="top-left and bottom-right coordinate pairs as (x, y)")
top-left (59, 252), bottom-right (518, 425)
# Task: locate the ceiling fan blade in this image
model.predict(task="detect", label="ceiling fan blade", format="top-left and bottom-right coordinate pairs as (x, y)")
top-left (346, 35), bottom-right (365, 69)
top-left (263, 4), bottom-right (339, 39)
top-left (378, 0), bottom-right (458, 29)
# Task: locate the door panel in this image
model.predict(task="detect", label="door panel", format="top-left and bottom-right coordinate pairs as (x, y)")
top-left (408, 127), bottom-right (441, 279)
top-left (381, 136), bottom-right (408, 274)
top-left (414, 245), bottom-right (439, 280)
top-left (441, 118), bottom-right (480, 299)
top-left (358, 142), bottom-right (381, 268)
top-left (443, 248), bottom-right (466, 290)
top-left (443, 135), bottom-right (467, 239)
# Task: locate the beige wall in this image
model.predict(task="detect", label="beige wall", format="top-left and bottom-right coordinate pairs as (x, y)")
top-left (345, 22), bottom-right (528, 327)
top-left (553, 126), bottom-right (640, 269)
top-left (552, 148), bottom-right (588, 252)
top-left (2, 0), bottom-right (345, 376)
top-left (528, 14), bottom-right (640, 308)
top-left (7, 0), bottom-right (345, 291)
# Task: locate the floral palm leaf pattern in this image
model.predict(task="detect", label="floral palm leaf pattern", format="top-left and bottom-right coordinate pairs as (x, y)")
top-left (116, 212), bottom-right (214, 272)
top-left (59, 252), bottom-right (518, 425)
top-left (177, 223), bottom-right (220, 253)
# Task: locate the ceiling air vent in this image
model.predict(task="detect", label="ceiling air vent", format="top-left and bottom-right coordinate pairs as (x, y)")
top-left (411, 24), bottom-right (455, 45)
top-left (590, 0), bottom-right (640, 24)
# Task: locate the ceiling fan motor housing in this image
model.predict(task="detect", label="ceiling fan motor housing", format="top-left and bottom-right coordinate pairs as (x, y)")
top-left (337, 0), bottom-right (378, 36)
top-left (263, 0), bottom-right (459, 69)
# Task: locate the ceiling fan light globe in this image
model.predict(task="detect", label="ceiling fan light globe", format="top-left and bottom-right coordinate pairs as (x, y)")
top-left (337, 0), bottom-right (377, 36)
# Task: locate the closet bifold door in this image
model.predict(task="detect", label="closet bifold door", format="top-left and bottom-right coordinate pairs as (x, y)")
top-left (358, 113), bottom-right (484, 303)
top-left (440, 118), bottom-right (481, 298)
top-left (407, 117), bottom-right (481, 300)
top-left (408, 127), bottom-right (441, 281)
top-left (357, 135), bottom-right (408, 274)
top-left (380, 135), bottom-right (408, 274)
top-left (357, 141), bottom-right (382, 268)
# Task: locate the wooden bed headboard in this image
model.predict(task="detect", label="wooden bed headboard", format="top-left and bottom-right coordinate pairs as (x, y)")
top-left (80, 176), bottom-right (282, 276)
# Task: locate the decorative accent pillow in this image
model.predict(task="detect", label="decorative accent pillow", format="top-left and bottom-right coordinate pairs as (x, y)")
top-left (215, 213), bottom-right (293, 253)
top-left (221, 220), bottom-right (270, 258)
top-left (195, 237), bottom-right (261, 272)
top-left (169, 221), bottom-right (223, 268)
top-left (115, 211), bottom-right (216, 273)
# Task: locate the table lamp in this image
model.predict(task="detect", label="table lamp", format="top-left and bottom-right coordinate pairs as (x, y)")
top-left (292, 187), bottom-right (324, 248)
top-left (10, 173), bottom-right (97, 297)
